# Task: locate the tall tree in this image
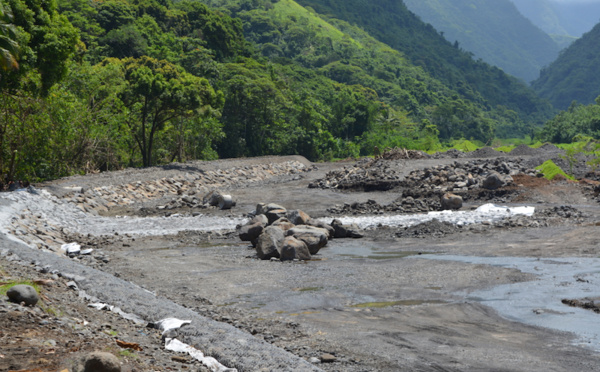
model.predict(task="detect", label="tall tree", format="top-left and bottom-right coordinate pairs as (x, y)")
top-left (115, 56), bottom-right (223, 167)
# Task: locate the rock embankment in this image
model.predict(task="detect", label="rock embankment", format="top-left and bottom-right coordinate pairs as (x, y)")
top-left (59, 160), bottom-right (310, 214)
top-left (4, 161), bottom-right (310, 253)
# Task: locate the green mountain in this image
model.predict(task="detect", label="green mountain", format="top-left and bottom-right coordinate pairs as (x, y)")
top-left (402, 0), bottom-right (560, 83)
top-left (1, 0), bottom-right (557, 181)
top-left (511, 0), bottom-right (600, 47)
top-left (294, 0), bottom-right (554, 124)
top-left (532, 22), bottom-right (600, 110)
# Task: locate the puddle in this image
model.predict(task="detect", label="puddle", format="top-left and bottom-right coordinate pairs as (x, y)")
top-left (326, 203), bottom-right (535, 229)
top-left (418, 255), bottom-right (600, 350)
top-left (351, 300), bottom-right (446, 308)
top-left (319, 240), bottom-right (427, 260)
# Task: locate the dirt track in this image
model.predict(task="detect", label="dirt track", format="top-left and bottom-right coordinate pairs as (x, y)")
top-left (3, 150), bottom-right (600, 371)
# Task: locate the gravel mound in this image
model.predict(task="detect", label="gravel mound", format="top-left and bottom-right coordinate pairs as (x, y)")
top-left (395, 219), bottom-right (459, 238)
top-left (509, 144), bottom-right (540, 156)
top-left (468, 147), bottom-right (503, 158)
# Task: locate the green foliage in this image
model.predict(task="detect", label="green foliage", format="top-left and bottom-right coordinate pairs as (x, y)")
top-left (535, 159), bottom-right (574, 180)
top-left (115, 56), bottom-right (223, 167)
top-left (0, 279), bottom-right (40, 296)
top-left (541, 99), bottom-right (600, 143)
top-left (2, 0), bottom-right (79, 94)
top-left (0, 1), bottom-right (19, 70)
top-left (450, 139), bottom-right (479, 152)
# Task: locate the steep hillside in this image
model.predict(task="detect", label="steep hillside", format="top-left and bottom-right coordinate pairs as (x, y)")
top-left (294, 0), bottom-right (554, 125)
top-left (532, 22), bottom-right (600, 110)
top-left (403, 0), bottom-right (559, 83)
top-left (511, 0), bottom-right (600, 45)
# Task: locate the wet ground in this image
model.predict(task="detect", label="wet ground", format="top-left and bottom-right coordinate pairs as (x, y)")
top-left (4, 153), bottom-right (600, 371)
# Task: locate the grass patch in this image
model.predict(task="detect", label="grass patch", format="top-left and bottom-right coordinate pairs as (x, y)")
top-left (0, 280), bottom-right (41, 296)
top-left (535, 160), bottom-right (575, 180)
top-left (450, 139), bottom-right (479, 152)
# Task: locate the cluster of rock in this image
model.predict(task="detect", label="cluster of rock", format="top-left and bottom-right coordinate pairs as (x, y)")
top-left (308, 157), bottom-right (402, 190)
top-left (58, 161), bottom-right (309, 214)
top-left (402, 158), bottom-right (538, 194)
top-left (156, 189), bottom-right (235, 212)
top-left (238, 203), bottom-right (364, 261)
top-left (378, 148), bottom-right (428, 160)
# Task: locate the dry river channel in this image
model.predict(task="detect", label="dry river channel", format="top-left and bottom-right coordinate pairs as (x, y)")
top-left (3, 153), bottom-right (600, 371)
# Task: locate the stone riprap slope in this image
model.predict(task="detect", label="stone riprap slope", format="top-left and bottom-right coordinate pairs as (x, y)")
top-left (4, 160), bottom-right (310, 253)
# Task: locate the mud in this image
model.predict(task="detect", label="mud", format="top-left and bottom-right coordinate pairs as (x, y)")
top-left (3, 151), bottom-right (600, 371)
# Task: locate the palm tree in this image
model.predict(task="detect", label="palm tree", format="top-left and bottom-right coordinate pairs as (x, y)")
top-left (0, 2), bottom-right (19, 71)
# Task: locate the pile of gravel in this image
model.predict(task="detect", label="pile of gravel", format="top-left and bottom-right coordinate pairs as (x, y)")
top-left (468, 147), bottom-right (504, 158)
top-left (395, 219), bottom-right (460, 238)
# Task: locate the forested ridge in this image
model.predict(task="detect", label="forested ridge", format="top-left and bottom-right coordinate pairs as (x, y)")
top-left (402, 0), bottom-right (560, 83)
top-left (0, 0), bottom-right (556, 184)
top-left (532, 22), bottom-right (600, 110)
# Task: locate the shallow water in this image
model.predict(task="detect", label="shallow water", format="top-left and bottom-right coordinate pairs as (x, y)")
top-left (418, 255), bottom-right (600, 350)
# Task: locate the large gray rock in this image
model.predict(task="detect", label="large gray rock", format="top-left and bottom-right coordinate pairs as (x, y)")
top-left (239, 223), bottom-right (264, 242)
top-left (331, 219), bottom-right (364, 238)
top-left (256, 203), bottom-right (287, 216)
top-left (75, 351), bottom-right (121, 372)
top-left (279, 236), bottom-right (311, 261)
top-left (286, 226), bottom-right (328, 254)
top-left (249, 214), bottom-right (269, 227)
top-left (271, 217), bottom-right (295, 231)
top-left (287, 210), bottom-right (311, 225)
top-left (256, 226), bottom-right (285, 260)
top-left (266, 208), bottom-right (288, 225)
top-left (203, 190), bottom-right (223, 206)
top-left (7, 284), bottom-right (39, 306)
top-left (482, 173), bottom-right (504, 190)
top-left (440, 193), bottom-right (463, 210)
top-left (305, 219), bottom-right (335, 239)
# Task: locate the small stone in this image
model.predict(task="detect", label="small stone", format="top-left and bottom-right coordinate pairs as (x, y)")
top-left (320, 353), bottom-right (337, 363)
top-left (7, 284), bottom-right (39, 306)
top-left (308, 357), bottom-right (321, 364)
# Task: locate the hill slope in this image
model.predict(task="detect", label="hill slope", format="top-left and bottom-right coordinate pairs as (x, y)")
top-left (403, 0), bottom-right (559, 83)
top-left (532, 22), bottom-right (600, 109)
top-left (294, 0), bottom-right (554, 125)
top-left (511, 0), bottom-right (600, 46)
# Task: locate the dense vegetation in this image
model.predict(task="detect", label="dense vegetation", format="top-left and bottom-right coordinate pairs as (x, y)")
top-left (541, 97), bottom-right (600, 144)
top-left (403, 0), bottom-right (559, 83)
top-left (0, 0), bottom-right (557, 185)
top-left (532, 22), bottom-right (600, 110)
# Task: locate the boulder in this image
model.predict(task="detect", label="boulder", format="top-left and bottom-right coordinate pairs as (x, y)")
top-left (287, 210), bottom-right (311, 225)
top-left (331, 219), bottom-right (364, 238)
top-left (256, 226), bottom-right (285, 260)
top-left (440, 193), bottom-right (463, 210)
top-left (279, 236), bottom-right (311, 261)
top-left (249, 214), bottom-right (269, 227)
top-left (7, 284), bottom-right (39, 306)
top-left (203, 190), bottom-right (223, 206)
top-left (266, 208), bottom-right (287, 225)
top-left (256, 203), bottom-right (287, 216)
top-left (482, 173), bottom-right (504, 190)
top-left (271, 217), bottom-right (295, 231)
top-left (305, 219), bottom-right (335, 239)
top-left (74, 351), bottom-right (121, 372)
top-left (239, 223), bottom-right (264, 242)
top-left (286, 226), bottom-right (328, 255)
